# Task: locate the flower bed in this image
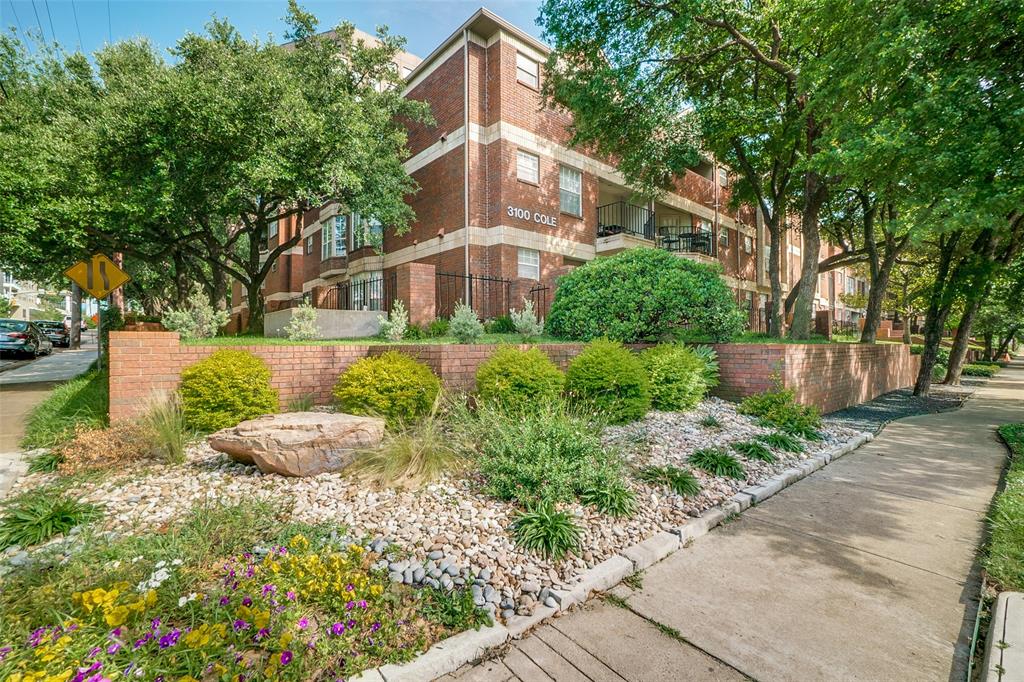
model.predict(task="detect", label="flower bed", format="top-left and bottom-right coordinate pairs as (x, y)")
top-left (4, 399), bottom-right (867, 639)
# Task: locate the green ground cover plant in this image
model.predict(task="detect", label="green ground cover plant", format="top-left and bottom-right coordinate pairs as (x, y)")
top-left (732, 440), bottom-right (776, 463)
top-left (738, 388), bottom-right (822, 437)
top-left (756, 432), bottom-right (805, 453)
top-left (474, 346), bottom-right (564, 411)
top-left (699, 415), bottom-right (722, 428)
top-left (449, 302), bottom-right (485, 343)
top-left (511, 502), bottom-right (582, 560)
top-left (0, 487), bottom-right (99, 550)
top-left (963, 363), bottom-right (1000, 377)
top-left (179, 349), bottom-right (278, 432)
top-left (20, 367), bottom-right (108, 449)
top-left (641, 344), bottom-right (708, 411)
top-left (634, 465), bottom-right (701, 496)
top-left (565, 339), bottom-right (650, 424)
top-left (546, 248), bottom-right (744, 343)
top-left (0, 501), bottom-right (489, 681)
top-left (333, 351), bottom-right (441, 428)
top-left (985, 424), bottom-right (1024, 591)
top-left (689, 447), bottom-right (745, 479)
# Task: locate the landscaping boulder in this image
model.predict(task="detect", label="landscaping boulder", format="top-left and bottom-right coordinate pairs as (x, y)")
top-left (208, 412), bottom-right (385, 477)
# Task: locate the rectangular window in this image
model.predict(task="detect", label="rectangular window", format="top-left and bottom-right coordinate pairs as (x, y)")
top-left (743, 235), bottom-right (753, 254)
top-left (559, 166), bottom-right (582, 216)
top-left (846, 276), bottom-right (856, 294)
top-left (516, 52), bottom-right (539, 89)
top-left (351, 273), bottom-right (366, 310)
top-left (744, 290), bottom-right (753, 309)
top-left (717, 168), bottom-right (729, 187)
top-left (268, 220), bottom-right (279, 239)
top-left (720, 228), bottom-right (729, 247)
top-left (306, 236), bottom-right (313, 255)
top-left (321, 215), bottom-right (348, 260)
top-left (698, 219), bottom-right (712, 235)
top-left (516, 150), bottom-right (539, 184)
top-left (763, 245), bottom-right (770, 274)
top-left (518, 247), bottom-right (540, 280)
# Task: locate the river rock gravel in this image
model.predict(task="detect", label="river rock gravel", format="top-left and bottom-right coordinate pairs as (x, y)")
top-left (9, 398), bottom-right (869, 619)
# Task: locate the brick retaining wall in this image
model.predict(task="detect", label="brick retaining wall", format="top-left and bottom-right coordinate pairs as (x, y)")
top-left (108, 332), bottom-right (921, 422)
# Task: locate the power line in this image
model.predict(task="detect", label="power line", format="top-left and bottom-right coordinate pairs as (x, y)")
top-left (42, 0), bottom-right (55, 44)
top-left (29, 0), bottom-right (46, 41)
top-left (6, 1), bottom-right (25, 34)
top-left (70, 0), bottom-right (83, 49)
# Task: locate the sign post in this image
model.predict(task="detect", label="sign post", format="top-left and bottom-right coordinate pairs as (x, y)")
top-left (64, 254), bottom-right (131, 367)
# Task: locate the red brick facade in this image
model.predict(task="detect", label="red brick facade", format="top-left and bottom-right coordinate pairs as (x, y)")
top-left (108, 332), bottom-right (919, 422)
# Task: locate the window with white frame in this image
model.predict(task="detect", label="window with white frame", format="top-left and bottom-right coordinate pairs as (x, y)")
top-left (321, 215), bottom-right (347, 260)
top-left (516, 150), bottom-right (539, 184)
top-left (846, 275), bottom-right (856, 294)
top-left (516, 52), bottom-right (539, 88)
top-left (763, 245), bottom-right (770, 274)
top-left (306, 236), bottom-right (314, 255)
top-left (743, 235), bottom-right (753, 254)
top-left (698, 218), bottom-right (712, 235)
top-left (518, 247), bottom-right (540, 280)
top-left (720, 228), bottom-right (730, 247)
top-left (268, 220), bottom-right (279, 239)
top-left (350, 270), bottom-right (384, 310)
top-left (351, 215), bottom-right (383, 251)
top-left (559, 166), bottom-right (582, 216)
top-left (717, 167), bottom-right (729, 187)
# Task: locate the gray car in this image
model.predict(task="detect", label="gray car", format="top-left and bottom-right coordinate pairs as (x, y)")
top-left (0, 319), bottom-right (54, 358)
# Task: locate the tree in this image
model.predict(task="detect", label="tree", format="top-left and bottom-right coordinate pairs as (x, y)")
top-left (92, 2), bottom-right (431, 333)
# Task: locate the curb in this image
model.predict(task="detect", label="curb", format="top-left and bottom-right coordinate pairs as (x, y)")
top-left (360, 431), bottom-right (875, 681)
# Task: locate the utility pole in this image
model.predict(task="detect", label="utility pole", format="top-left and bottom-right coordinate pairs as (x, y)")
top-left (70, 282), bottom-right (82, 349)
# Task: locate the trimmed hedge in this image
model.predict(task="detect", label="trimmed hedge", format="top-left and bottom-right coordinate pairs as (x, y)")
top-left (179, 349), bottom-right (278, 432)
top-left (475, 346), bottom-right (565, 410)
top-left (547, 248), bottom-right (745, 343)
top-left (565, 339), bottom-right (650, 423)
top-left (333, 351), bottom-right (441, 427)
top-left (641, 344), bottom-right (708, 411)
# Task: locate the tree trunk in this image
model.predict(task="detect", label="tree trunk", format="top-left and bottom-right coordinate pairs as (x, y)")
top-left (789, 171), bottom-right (826, 339)
top-left (244, 282), bottom-right (264, 335)
top-left (902, 318), bottom-right (912, 345)
top-left (211, 265), bottom-right (229, 311)
top-left (768, 223), bottom-right (784, 337)
top-left (69, 283), bottom-right (82, 350)
top-left (983, 333), bottom-right (994, 362)
top-left (913, 232), bottom-right (962, 395)
top-left (995, 328), bottom-right (1018, 360)
top-left (944, 296), bottom-right (983, 385)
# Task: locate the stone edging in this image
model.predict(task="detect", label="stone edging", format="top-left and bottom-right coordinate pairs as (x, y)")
top-left (351, 432), bottom-right (874, 682)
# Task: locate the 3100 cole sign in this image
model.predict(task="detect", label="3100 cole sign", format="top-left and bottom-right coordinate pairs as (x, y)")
top-left (507, 206), bottom-right (558, 226)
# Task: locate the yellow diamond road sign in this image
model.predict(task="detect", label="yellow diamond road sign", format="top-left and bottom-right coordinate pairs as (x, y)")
top-left (64, 253), bottom-right (131, 300)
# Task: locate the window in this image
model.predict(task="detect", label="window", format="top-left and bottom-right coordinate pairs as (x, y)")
top-left (743, 235), bottom-right (753, 254)
top-left (268, 220), bottom-right (279, 239)
top-left (517, 150), bottom-right (539, 184)
top-left (516, 52), bottom-right (539, 89)
top-left (717, 168), bottom-right (729, 187)
top-left (846, 275), bottom-right (856, 294)
top-left (720, 228), bottom-right (729, 247)
top-left (352, 215), bottom-right (383, 251)
top-left (518, 247), bottom-right (540, 280)
top-left (559, 166), bottom-right (582, 216)
top-left (321, 215), bottom-right (347, 260)
top-left (744, 290), bottom-right (753, 310)
top-left (306, 236), bottom-right (314, 255)
top-left (350, 271), bottom-right (384, 311)
top-left (763, 246), bottom-right (770, 274)
top-left (698, 218), bottom-right (712, 235)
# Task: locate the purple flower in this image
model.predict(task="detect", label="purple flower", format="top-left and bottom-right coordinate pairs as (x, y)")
top-left (280, 650), bottom-right (293, 665)
top-left (358, 600), bottom-right (368, 609)
top-left (107, 643), bottom-right (121, 655)
top-left (158, 629), bottom-right (181, 649)
top-left (150, 618), bottom-right (161, 630)
top-left (233, 619), bottom-right (249, 631)
top-left (0, 646), bottom-right (11, 662)
top-left (108, 628), bottom-right (122, 639)
top-left (346, 619), bottom-right (356, 630)
top-left (254, 628), bottom-right (269, 642)
top-left (297, 617), bottom-right (309, 630)
top-left (245, 565), bottom-right (255, 578)
top-left (88, 647), bottom-right (101, 659)
top-left (219, 596), bottom-right (230, 606)
top-left (371, 622), bottom-right (381, 632)
top-left (330, 622), bottom-right (346, 636)
top-left (286, 590), bottom-right (296, 601)
top-left (345, 601), bottom-right (355, 611)
top-left (345, 584), bottom-right (354, 592)
top-left (261, 584), bottom-right (276, 596)
top-left (242, 596), bottom-right (253, 607)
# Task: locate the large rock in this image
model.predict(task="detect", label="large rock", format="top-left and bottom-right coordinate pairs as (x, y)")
top-left (208, 412), bottom-right (385, 477)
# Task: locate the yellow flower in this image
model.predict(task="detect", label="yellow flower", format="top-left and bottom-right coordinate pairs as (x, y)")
top-left (279, 632), bottom-right (293, 648)
top-left (253, 610), bottom-right (270, 630)
top-left (370, 585), bottom-right (383, 597)
top-left (104, 605), bottom-right (130, 628)
top-left (289, 535), bottom-right (309, 551)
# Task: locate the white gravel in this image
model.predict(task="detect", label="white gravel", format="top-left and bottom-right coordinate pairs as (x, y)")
top-left (10, 398), bottom-right (868, 618)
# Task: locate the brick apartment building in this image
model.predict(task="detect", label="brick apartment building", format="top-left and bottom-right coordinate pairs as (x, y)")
top-left (232, 8), bottom-right (867, 333)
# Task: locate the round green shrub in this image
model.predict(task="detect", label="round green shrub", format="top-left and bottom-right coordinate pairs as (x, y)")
top-left (565, 339), bottom-right (650, 423)
top-left (547, 248), bottom-right (745, 343)
top-left (642, 344), bottom-right (708, 411)
top-left (179, 349), bottom-right (278, 432)
top-left (475, 346), bottom-right (565, 410)
top-left (333, 351), bottom-right (441, 427)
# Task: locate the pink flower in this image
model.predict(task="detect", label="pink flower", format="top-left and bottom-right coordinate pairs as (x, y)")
top-left (297, 617), bottom-right (309, 630)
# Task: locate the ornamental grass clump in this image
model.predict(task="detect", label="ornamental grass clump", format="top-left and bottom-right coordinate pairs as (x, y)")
top-left (179, 349), bottom-right (278, 432)
top-left (641, 344), bottom-right (708, 411)
top-left (333, 351), bottom-right (441, 428)
top-left (0, 488), bottom-right (99, 550)
top-left (512, 502), bottom-right (582, 560)
top-left (732, 440), bottom-right (776, 463)
top-left (738, 388), bottom-right (821, 437)
top-left (565, 338), bottom-right (650, 424)
top-left (756, 431), bottom-right (805, 453)
top-left (635, 465), bottom-right (702, 497)
top-left (474, 346), bottom-right (564, 411)
top-left (54, 421), bottom-right (158, 474)
top-left (689, 447), bottom-right (745, 479)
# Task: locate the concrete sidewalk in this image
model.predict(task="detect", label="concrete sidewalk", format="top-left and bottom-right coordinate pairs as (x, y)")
top-left (447, 361), bottom-right (1023, 682)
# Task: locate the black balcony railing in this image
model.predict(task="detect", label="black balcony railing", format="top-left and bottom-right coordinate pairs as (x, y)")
top-left (658, 227), bottom-right (717, 257)
top-left (596, 202), bottom-right (655, 240)
top-left (317, 274), bottom-right (396, 312)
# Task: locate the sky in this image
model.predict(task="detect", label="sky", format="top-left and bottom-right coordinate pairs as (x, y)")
top-left (1, 0), bottom-right (547, 59)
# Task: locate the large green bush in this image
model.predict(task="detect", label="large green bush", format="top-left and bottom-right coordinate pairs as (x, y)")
top-left (475, 346), bottom-right (564, 410)
top-left (547, 248), bottom-right (745, 342)
top-left (333, 351), bottom-right (441, 427)
top-left (565, 339), bottom-right (650, 423)
top-left (642, 344), bottom-right (708, 411)
top-left (179, 349), bottom-right (278, 432)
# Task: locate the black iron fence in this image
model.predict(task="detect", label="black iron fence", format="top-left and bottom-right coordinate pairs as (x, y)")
top-left (292, 273), bottom-right (397, 313)
top-left (596, 202), bottom-right (656, 240)
top-left (658, 227), bottom-right (717, 257)
top-left (436, 272), bottom-right (512, 321)
top-left (527, 284), bottom-right (551, 320)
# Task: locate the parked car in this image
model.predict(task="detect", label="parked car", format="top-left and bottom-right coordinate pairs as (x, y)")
top-left (35, 320), bottom-right (70, 348)
top-left (0, 319), bottom-right (54, 358)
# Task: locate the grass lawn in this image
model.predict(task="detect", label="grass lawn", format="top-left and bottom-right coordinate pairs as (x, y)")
top-left (185, 333), bottom-right (571, 346)
top-left (20, 367), bottom-right (108, 449)
top-left (985, 423), bottom-right (1024, 591)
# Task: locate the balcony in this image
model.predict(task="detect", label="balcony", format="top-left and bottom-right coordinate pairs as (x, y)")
top-left (595, 201), bottom-right (718, 260)
top-left (597, 201), bottom-right (655, 240)
top-left (658, 226), bottom-right (717, 258)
